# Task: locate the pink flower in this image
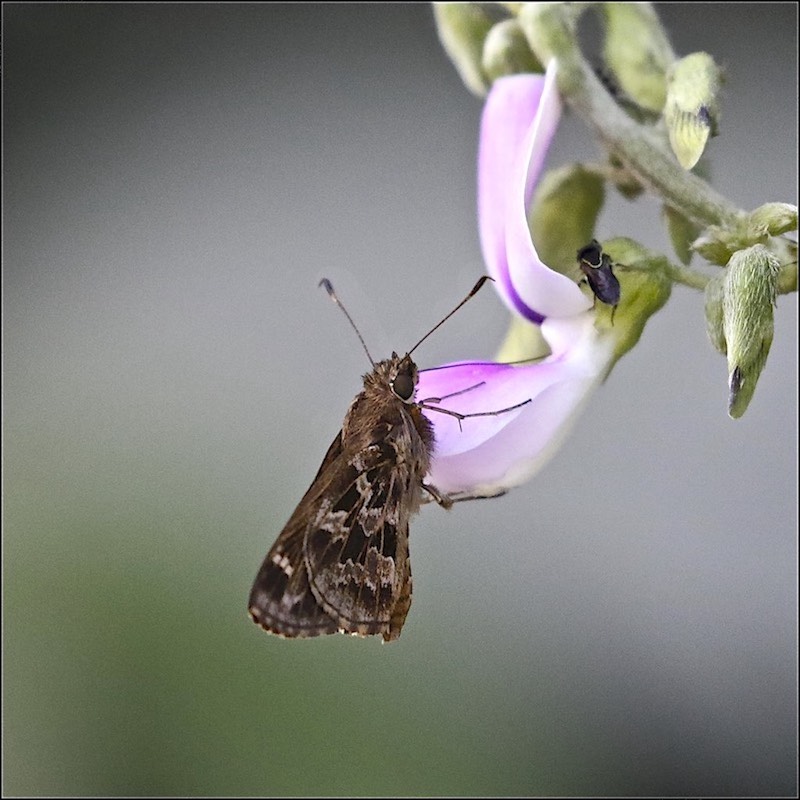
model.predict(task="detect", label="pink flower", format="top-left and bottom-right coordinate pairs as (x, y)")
top-left (417, 62), bottom-right (614, 498)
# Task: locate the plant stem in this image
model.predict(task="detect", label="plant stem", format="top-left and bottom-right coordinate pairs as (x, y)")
top-left (661, 260), bottom-right (711, 291)
top-left (519, 3), bottom-right (745, 230)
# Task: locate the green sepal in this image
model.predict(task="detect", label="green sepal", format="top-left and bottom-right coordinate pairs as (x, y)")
top-left (693, 203), bottom-right (797, 266)
top-left (517, 2), bottom-right (575, 67)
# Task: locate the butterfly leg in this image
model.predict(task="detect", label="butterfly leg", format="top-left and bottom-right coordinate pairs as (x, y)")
top-left (447, 488), bottom-right (508, 503)
top-left (421, 481), bottom-right (454, 510)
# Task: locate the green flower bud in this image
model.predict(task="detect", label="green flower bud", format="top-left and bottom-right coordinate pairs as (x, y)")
top-left (433, 3), bottom-right (504, 97)
top-left (601, 3), bottom-right (674, 112)
top-left (704, 272), bottom-right (727, 355)
top-left (692, 225), bottom-right (739, 266)
top-left (517, 2), bottom-right (574, 67)
top-left (692, 203), bottom-right (796, 267)
top-left (599, 238), bottom-right (672, 370)
top-left (528, 164), bottom-right (606, 278)
top-left (747, 202), bottom-right (798, 237)
top-left (482, 18), bottom-right (544, 82)
top-left (722, 245), bottom-right (781, 418)
top-left (664, 52), bottom-right (723, 169)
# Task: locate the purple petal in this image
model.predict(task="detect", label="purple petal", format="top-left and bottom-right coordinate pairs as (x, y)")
top-left (427, 370), bottom-right (597, 495)
top-left (418, 360), bottom-right (565, 455)
top-left (479, 75), bottom-right (547, 321)
top-left (418, 315), bottom-right (613, 496)
top-left (478, 61), bottom-right (590, 323)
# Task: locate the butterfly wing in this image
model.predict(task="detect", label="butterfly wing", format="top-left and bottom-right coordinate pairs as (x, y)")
top-left (248, 409), bottom-right (427, 642)
top-left (247, 515), bottom-right (341, 638)
top-left (248, 432), bottom-right (345, 638)
top-left (303, 428), bottom-right (418, 642)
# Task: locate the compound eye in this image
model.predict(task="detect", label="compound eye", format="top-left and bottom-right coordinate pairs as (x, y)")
top-left (577, 240), bottom-right (603, 268)
top-left (391, 372), bottom-right (415, 402)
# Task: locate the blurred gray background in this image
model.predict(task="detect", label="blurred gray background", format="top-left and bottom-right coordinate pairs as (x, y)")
top-left (4, 3), bottom-right (797, 796)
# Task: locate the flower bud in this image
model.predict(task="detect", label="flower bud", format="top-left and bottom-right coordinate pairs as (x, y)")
top-left (601, 3), bottom-right (674, 112)
top-left (664, 52), bottom-right (723, 169)
top-left (528, 164), bottom-right (606, 279)
top-left (692, 225), bottom-right (734, 266)
top-left (433, 2), bottom-right (501, 96)
top-left (607, 154), bottom-right (645, 200)
top-left (722, 245), bottom-right (781, 418)
top-left (692, 202), bottom-right (797, 266)
top-left (517, 2), bottom-right (573, 66)
top-left (748, 202), bottom-right (798, 237)
top-left (481, 18), bottom-right (543, 82)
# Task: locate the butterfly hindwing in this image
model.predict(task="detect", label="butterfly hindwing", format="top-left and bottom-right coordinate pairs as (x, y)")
top-left (303, 426), bottom-right (417, 641)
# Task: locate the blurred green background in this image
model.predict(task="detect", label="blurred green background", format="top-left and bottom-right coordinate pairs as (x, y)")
top-left (4, 3), bottom-right (797, 796)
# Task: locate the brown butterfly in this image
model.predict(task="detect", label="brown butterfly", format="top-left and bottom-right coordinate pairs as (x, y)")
top-left (248, 277), bottom-right (528, 642)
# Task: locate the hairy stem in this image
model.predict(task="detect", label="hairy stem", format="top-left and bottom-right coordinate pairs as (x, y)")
top-left (519, 3), bottom-right (745, 230)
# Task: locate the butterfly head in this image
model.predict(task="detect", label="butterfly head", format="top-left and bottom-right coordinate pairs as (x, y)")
top-left (388, 352), bottom-right (418, 404)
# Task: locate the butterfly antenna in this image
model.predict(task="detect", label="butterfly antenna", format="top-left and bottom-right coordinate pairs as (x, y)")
top-left (319, 278), bottom-right (375, 368)
top-left (408, 276), bottom-right (493, 356)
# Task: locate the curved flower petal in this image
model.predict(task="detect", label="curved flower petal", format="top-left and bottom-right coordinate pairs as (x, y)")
top-left (478, 75), bottom-right (547, 320)
top-left (419, 314), bottom-right (613, 496)
top-left (479, 61), bottom-right (590, 323)
top-left (419, 59), bottom-right (618, 498)
top-left (418, 360), bottom-right (552, 456)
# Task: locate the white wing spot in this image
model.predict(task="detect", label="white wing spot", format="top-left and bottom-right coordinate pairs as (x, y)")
top-left (271, 551), bottom-right (294, 577)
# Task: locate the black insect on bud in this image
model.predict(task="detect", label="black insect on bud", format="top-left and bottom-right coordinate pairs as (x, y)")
top-left (576, 239), bottom-right (622, 322)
